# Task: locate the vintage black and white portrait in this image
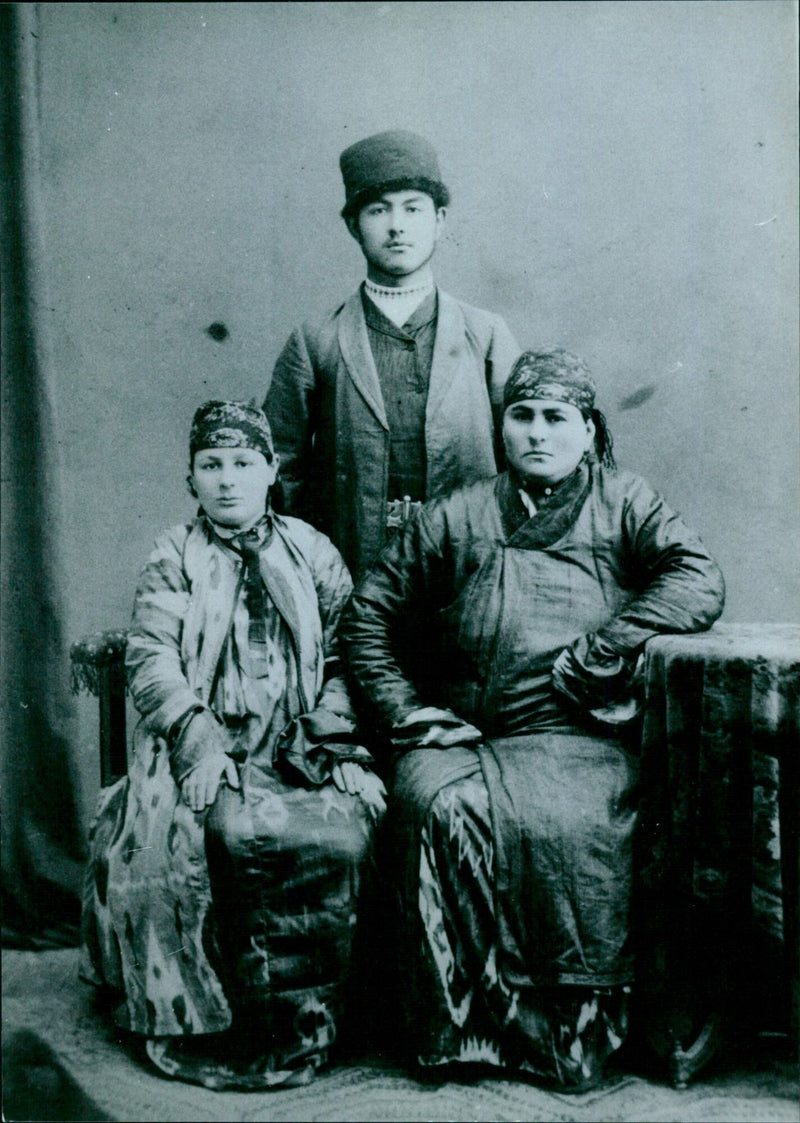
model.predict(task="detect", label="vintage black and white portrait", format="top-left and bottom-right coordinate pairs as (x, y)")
top-left (2, 2), bottom-right (798, 1120)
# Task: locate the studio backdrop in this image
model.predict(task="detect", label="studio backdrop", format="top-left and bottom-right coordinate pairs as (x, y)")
top-left (2, 0), bottom-right (798, 943)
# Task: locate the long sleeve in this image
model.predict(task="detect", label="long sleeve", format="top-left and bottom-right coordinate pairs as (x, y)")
top-left (598, 475), bottom-right (725, 655)
top-left (124, 527), bottom-right (232, 783)
top-left (264, 326), bottom-right (318, 517)
top-left (340, 508), bottom-right (448, 732)
top-left (553, 474), bottom-right (725, 711)
top-left (124, 526), bottom-right (203, 737)
top-left (311, 533), bottom-right (357, 718)
top-left (273, 525), bottom-right (375, 785)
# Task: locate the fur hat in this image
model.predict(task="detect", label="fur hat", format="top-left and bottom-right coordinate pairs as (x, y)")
top-left (339, 130), bottom-right (450, 219)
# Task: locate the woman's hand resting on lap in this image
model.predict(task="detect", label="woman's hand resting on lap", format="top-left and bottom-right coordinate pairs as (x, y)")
top-left (182, 754), bottom-right (240, 812)
top-left (332, 762), bottom-right (387, 817)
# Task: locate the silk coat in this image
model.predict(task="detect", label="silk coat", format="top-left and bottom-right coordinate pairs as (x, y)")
top-left (341, 464), bottom-right (726, 738)
top-left (340, 463), bottom-right (725, 992)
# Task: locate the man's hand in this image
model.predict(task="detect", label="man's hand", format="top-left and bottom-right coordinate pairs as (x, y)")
top-left (181, 754), bottom-right (240, 812)
top-left (332, 762), bottom-right (387, 817)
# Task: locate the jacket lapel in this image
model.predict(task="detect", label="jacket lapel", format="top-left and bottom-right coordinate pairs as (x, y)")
top-left (337, 290), bottom-right (388, 429)
top-left (426, 289), bottom-right (467, 421)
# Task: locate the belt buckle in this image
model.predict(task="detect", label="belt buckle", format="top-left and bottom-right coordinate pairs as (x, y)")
top-left (386, 498), bottom-right (406, 529)
top-left (386, 496), bottom-right (421, 529)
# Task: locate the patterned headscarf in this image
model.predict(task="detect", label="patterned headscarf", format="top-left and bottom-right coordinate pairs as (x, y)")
top-left (503, 349), bottom-right (616, 468)
top-left (189, 400), bottom-right (275, 463)
top-left (503, 349), bottom-right (596, 415)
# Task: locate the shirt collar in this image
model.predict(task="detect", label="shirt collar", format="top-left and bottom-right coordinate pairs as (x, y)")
top-left (361, 284), bottom-right (438, 337)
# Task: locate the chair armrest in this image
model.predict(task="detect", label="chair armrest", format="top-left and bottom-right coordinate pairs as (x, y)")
top-left (70, 630), bottom-right (129, 697)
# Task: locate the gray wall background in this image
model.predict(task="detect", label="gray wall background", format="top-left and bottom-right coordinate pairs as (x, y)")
top-left (31, 1), bottom-right (799, 810)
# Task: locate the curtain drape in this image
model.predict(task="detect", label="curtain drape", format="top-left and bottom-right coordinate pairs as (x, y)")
top-left (1, 3), bottom-right (84, 947)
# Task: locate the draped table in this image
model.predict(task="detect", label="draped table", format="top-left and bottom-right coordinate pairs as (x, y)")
top-left (637, 623), bottom-right (800, 1085)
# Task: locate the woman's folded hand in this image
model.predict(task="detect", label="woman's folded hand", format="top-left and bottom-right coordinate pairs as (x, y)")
top-left (332, 761), bottom-right (387, 816)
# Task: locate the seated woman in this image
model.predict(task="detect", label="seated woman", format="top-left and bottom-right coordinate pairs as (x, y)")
top-left (340, 350), bottom-right (725, 1090)
top-left (81, 400), bottom-right (385, 1090)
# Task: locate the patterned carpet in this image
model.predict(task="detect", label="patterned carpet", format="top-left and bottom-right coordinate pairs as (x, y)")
top-left (3, 949), bottom-right (798, 1123)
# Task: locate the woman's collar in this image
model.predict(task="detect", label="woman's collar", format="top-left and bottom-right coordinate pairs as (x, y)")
top-left (203, 512), bottom-right (272, 543)
top-left (509, 460), bottom-right (590, 504)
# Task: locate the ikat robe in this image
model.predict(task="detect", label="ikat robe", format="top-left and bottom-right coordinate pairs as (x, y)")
top-left (81, 514), bottom-right (377, 1088)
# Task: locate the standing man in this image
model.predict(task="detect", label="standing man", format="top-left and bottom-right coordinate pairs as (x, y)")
top-left (265, 129), bottom-right (520, 580)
